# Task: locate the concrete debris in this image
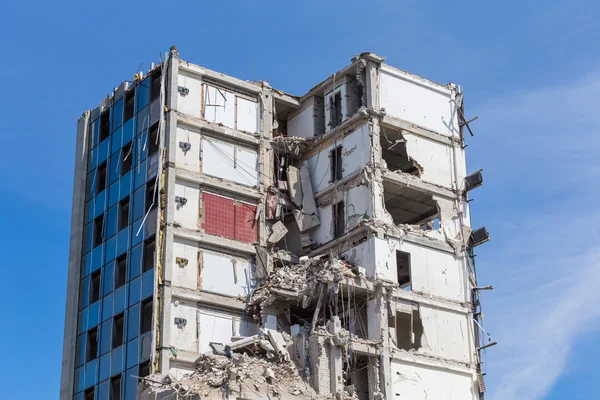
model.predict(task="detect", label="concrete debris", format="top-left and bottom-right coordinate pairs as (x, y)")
top-left (268, 221), bottom-right (289, 244)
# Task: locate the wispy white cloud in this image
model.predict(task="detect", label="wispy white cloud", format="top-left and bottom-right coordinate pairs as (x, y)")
top-left (472, 70), bottom-right (600, 400)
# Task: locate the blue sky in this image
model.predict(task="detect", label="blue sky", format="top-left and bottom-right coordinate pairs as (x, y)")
top-left (0, 0), bottom-right (598, 398)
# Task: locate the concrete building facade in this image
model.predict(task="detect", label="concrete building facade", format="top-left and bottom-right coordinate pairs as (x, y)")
top-left (61, 47), bottom-right (489, 400)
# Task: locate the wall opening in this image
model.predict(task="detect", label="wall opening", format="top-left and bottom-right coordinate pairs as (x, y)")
top-left (118, 197), bottom-right (129, 232)
top-left (99, 109), bottom-right (110, 142)
top-left (110, 374), bottom-right (122, 400)
top-left (333, 201), bottom-right (345, 238)
top-left (346, 355), bottom-right (369, 400)
top-left (87, 327), bottom-right (98, 362)
top-left (330, 92), bottom-right (343, 128)
top-left (124, 89), bottom-right (135, 123)
top-left (115, 254), bottom-right (127, 289)
top-left (145, 181), bottom-right (157, 213)
top-left (275, 154), bottom-right (289, 190)
top-left (143, 238), bottom-right (155, 272)
top-left (90, 270), bottom-right (101, 303)
top-left (382, 181), bottom-right (438, 226)
top-left (112, 312), bottom-right (124, 349)
top-left (380, 127), bottom-right (420, 175)
top-left (141, 298), bottom-right (153, 334)
top-left (150, 69), bottom-right (161, 102)
top-left (93, 216), bottom-right (104, 248)
top-left (148, 123), bottom-right (159, 156)
top-left (329, 145), bottom-right (343, 183)
top-left (97, 162), bottom-right (107, 194)
top-left (121, 143), bottom-right (132, 175)
top-left (396, 250), bottom-right (411, 289)
top-left (139, 361), bottom-right (151, 378)
top-left (84, 387), bottom-right (95, 400)
top-left (394, 310), bottom-right (423, 351)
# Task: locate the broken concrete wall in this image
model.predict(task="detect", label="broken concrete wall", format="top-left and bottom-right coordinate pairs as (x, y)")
top-left (417, 305), bottom-right (471, 363)
top-left (306, 123), bottom-right (371, 194)
top-left (287, 96), bottom-right (325, 138)
top-left (391, 359), bottom-right (476, 400)
top-left (372, 236), bottom-right (467, 302)
top-left (379, 66), bottom-right (460, 138)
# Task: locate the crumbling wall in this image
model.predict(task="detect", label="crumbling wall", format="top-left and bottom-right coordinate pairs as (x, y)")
top-left (403, 132), bottom-right (459, 190)
top-left (417, 306), bottom-right (471, 363)
top-left (287, 96), bottom-right (325, 138)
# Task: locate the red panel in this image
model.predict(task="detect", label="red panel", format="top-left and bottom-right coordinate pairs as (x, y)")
top-left (203, 192), bottom-right (235, 240)
top-left (235, 202), bottom-right (258, 244)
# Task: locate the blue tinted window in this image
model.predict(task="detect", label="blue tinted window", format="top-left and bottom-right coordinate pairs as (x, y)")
top-left (87, 147), bottom-right (97, 173)
top-left (84, 359), bottom-right (98, 389)
top-left (83, 223), bottom-right (93, 254)
top-left (98, 379), bottom-right (109, 399)
top-left (103, 262), bottom-right (114, 297)
top-left (125, 366), bottom-right (138, 400)
top-left (112, 99), bottom-right (124, 132)
top-left (109, 152), bottom-right (120, 186)
top-left (112, 127), bottom-right (123, 155)
top-left (136, 79), bottom-right (150, 113)
top-left (98, 137), bottom-right (111, 164)
top-left (89, 119), bottom-right (99, 150)
top-left (132, 187), bottom-right (145, 221)
top-left (100, 319), bottom-right (113, 356)
top-left (130, 244), bottom-right (142, 281)
top-left (109, 181), bottom-right (120, 208)
top-left (86, 172), bottom-right (95, 201)
top-left (79, 277), bottom-right (89, 310)
top-left (78, 308), bottom-right (88, 334)
top-left (128, 277), bottom-right (141, 307)
top-left (127, 303), bottom-right (139, 342)
top-left (123, 118), bottom-right (134, 145)
top-left (105, 236), bottom-right (117, 264)
top-left (102, 293), bottom-right (114, 322)
top-left (111, 346), bottom-right (125, 376)
top-left (106, 206), bottom-right (118, 240)
top-left (126, 338), bottom-right (139, 368)
top-left (117, 228), bottom-right (129, 257)
top-left (75, 366), bottom-right (85, 393)
top-left (76, 334), bottom-right (86, 367)
top-left (82, 252), bottom-right (92, 279)
top-left (88, 301), bottom-right (100, 329)
top-left (120, 171), bottom-right (132, 200)
top-left (134, 160), bottom-right (147, 189)
top-left (114, 285), bottom-right (127, 315)
top-left (142, 270), bottom-right (154, 299)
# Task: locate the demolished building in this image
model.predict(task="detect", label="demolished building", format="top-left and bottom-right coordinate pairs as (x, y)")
top-left (61, 46), bottom-right (492, 400)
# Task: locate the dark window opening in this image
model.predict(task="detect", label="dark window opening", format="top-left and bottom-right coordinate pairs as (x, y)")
top-left (333, 201), bottom-right (345, 238)
top-left (382, 180), bottom-right (438, 226)
top-left (100, 110), bottom-right (110, 142)
top-left (141, 298), bottom-right (153, 334)
top-left (84, 387), bottom-right (95, 400)
top-left (275, 155), bottom-right (288, 188)
top-left (87, 327), bottom-right (98, 362)
top-left (396, 250), bottom-right (411, 289)
top-left (97, 162), bottom-right (107, 194)
top-left (150, 69), bottom-right (161, 102)
top-left (357, 84), bottom-right (364, 108)
top-left (124, 89), bottom-right (135, 122)
top-left (93, 216), bottom-right (104, 248)
top-left (118, 197), bottom-right (130, 232)
top-left (110, 374), bottom-right (122, 400)
top-left (145, 181), bottom-right (157, 213)
top-left (90, 270), bottom-right (101, 303)
top-left (148, 123), bottom-right (159, 156)
top-left (121, 143), bottom-right (132, 176)
top-left (394, 310), bottom-right (424, 351)
top-left (143, 239), bottom-right (155, 272)
top-left (112, 313), bottom-right (124, 349)
top-left (139, 361), bottom-right (151, 378)
top-left (329, 146), bottom-right (343, 182)
top-left (330, 92), bottom-right (343, 128)
top-left (115, 254), bottom-right (127, 289)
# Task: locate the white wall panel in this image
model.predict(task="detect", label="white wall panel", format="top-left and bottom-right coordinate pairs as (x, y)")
top-left (201, 138), bottom-right (258, 187)
top-left (172, 237), bottom-right (199, 290)
top-left (201, 252), bottom-right (252, 298)
top-left (177, 71), bottom-right (203, 118)
top-left (199, 311), bottom-right (233, 354)
top-left (391, 360), bottom-right (476, 399)
top-left (236, 97), bottom-right (259, 133)
top-left (173, 180), bottom-right (200, 230)
top-left (380, 67), bottom-right (459, 138)
top-left (170, 300), bottom-right (198, 352)
top-left (175, 124), bottom-right (201, 173)
top-left (203, 84), bottom-right (235, 129)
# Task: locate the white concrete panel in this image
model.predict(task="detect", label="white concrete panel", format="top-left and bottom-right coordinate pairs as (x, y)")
top-left (288, 103), bottom-right (316, 139)
top-left (234, 319), bottom-right (260, 337)
top-left (404, 132), bottom-right (455, 189)
top-left (342, 239), bottom-right (376, 278)
top-left (199, 310), bottom-right (234, 353)
top-left (177, 71), bottom-right (203, 118)
top-left (170, 300), bottom-right (198, 352)
top-left (312, 204), bottom-right (333, 245)
top-left (391, 359), bottom-right (476, 400)
top-left (201, 252), bottom-right (252, 298)
top-left (418, 306), bottom-right (471, 363)
top-left (203, 84), bottom-right (235, 129)
top-left (175, 124), bottom-right (201, 173)
top-left (345, 185), bottom-right (372, 231)
top-left (373, 237), bottom-right (466, 302)
top-left (380, 67), bottom-right (459, 138)
top-left (236, 97), bottom-right (259, 133)
top-left (201, 138), bottom-right (258, 187)
top-left (307, 124), bottom-right (371, 194)
top-left (173, 179), bottom-right (200, 230)
top-left (172, 237), bottom-right (199, 290)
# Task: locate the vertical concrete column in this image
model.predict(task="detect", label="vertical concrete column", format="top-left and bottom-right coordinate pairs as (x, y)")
top-left (367, 287), bottom-right (391, 400)
top-left (329, 316), bottom-right (343, 394)
top-left (60, 111), bottom-right (90, 400)
top-left (158, 48), bottom-right (180, 374)
top-left (258, 84), bottom-right (273, 247)
top-left (365, 61), bottom-right (380, 110)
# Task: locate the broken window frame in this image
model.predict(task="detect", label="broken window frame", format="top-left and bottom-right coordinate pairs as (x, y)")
top-left (143, 238), bottom-right (155, 272)
top-left (121, 143), bottom-right (132, 176)
top-left (112, 312), bottom-right (124, 349)
top-left (90, 270), bottom-right (101, 303)
top-left (110, 374), bottom-right (122, 400)
top-left (123, 89), bottom-right (135, 123)
top-left (97, 161), bottom-right (108, 194)
top-left (396, 250), bottom-right (411, 289)
top-left (329, 145), bottom-right (343, 183)
top-left (150, 69), bottom-right (161, 102)
top-left (115, 254), bottom-right (127, 290)
top-left (118, 197), bottom-right (130, 232)
top-left (333, 201), bottom-right (345, 238)
top-left (86, 327), bottom-right (99, 362)
top-left (93, 215), bottom-right (104, 248)
top-left (329, 91), bottom-right (343, 128)
top-left (148, 123), bottom-right (159, 156)
top-left (84, 386), bottom-right (95, 400)
top-left (140, 297), bottom-right (153, 334)
top-left (145, 181), bottom-right (158, 213)
top-left (99, 109), bottom-right (110, 142)
top-left (139, 361), bottom-right (151, 378)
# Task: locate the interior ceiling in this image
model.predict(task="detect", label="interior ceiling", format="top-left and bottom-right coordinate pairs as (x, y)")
top-left (380, 126), bottom-right (419, 175)
top-left (383, 181), bottom-right (438, 225)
